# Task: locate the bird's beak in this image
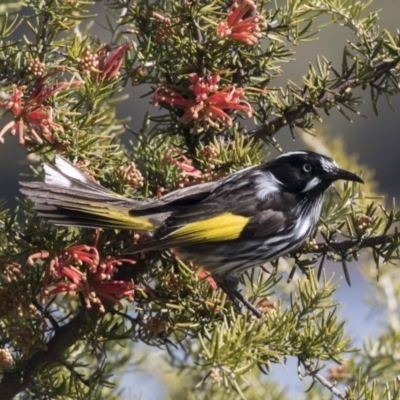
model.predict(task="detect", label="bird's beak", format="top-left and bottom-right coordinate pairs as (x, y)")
top-left (324, 168), bottom-right (364, 184)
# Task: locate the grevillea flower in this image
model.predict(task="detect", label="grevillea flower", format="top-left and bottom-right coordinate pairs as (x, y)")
top-left (0, 349), bottom-right (13, 369)
top-left (0, 286), bottom-right (43, 321)
top-left (77, 44), bottom-right (130, 81)
top-left (163, 147), bottom-right (224, 189)
top-left (152, 11), bottom-right (174, 42)
top-left (0, 69), bottom-right (83, 146)
top-left (153, 72), bottom-right (255, 132)
top-left (29, 243), bottom-right (140, 312)
top-left (119, 161), bottom-right (144, 188)
top-left (217, 0), bottom-right (266, 45)
top-left (95, 44), bottom-right (131, 81)
top-left (198, 269), bottom-right (218, 290)
top-left (163, 147), bottom-right (203, 178)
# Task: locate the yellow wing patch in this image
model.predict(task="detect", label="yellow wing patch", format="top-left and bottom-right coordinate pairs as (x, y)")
top-left (167, 212), bottom-right (250, 242)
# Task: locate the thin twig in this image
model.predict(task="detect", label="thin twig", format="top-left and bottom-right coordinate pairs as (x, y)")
top-left (0, 258), bottom-right (147, 399)
top-left (300, 359), bottom-right (346, 400)
top-left (312, 232), bottom-right (399, 254)
top-left (0, 307), bottom-right (97, 400)
top-left (110, 2), bottom-right (128, 44)
top-left (38, 0), bottom-right (52, 63)
top-left (248, 60), bottom-right (399, 141)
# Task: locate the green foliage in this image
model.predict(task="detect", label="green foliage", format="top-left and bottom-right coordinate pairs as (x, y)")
top-left (1, 0), bottom-right (400, 399)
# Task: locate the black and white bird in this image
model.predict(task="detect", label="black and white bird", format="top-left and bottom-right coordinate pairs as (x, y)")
top-left (20, 151), bottom-right (364, 317)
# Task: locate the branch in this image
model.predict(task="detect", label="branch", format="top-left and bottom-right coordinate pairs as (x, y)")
top-left (300, 359), bottom-right (346, 400)
top-left (248, 60), bottom-right (399, 141)
top-left (0, 259), bottom-right (147, 399)
top-left (313, 232), bottom-right (400, 254)
top-left (0, 307), bottom-right (99, 400)
top-left (38, 1), bottom-right (52, 62)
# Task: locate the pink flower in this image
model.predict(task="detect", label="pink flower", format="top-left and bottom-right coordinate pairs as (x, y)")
top-left (162, 147), bottom-right (224, 190)
top-left (153, 72), bottom-right (254, 132)
top-left (198, 270), bottom-right (218, 291)
top-left (95, 44), bottom-right (131, 81)
top-left (163, 148), bottom-right (203, 178)
top-left (0, 69), bottom-right (83, 146)
top-left (217, 0), bottom-right (266, 45)
top-left (152, 11), bottom-right (174, 42)
top-left (30, 243), bottom-right (141, 312)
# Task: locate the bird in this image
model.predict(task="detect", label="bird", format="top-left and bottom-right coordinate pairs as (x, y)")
top-left (20, 151), bottom-right (364, 318)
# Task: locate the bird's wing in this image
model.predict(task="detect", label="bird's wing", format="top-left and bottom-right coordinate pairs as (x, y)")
top-left (136, 165), bottom-right (256, 212)
top-left (124, 180), bottom-right (296, 254)
top-left (123, 207), bottom-right (291, 254)
top-left (238, 209), bottom-right (292, 238)
top-left (153, 180), bottom-right (220, 206)
top-left (20, 156), bottom-right (234, 230)
top-left (123, 211), bottom-right (251, 254)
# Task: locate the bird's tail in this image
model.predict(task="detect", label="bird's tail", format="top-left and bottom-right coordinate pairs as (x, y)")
top-left (20, 157), bottom-right (165, 232)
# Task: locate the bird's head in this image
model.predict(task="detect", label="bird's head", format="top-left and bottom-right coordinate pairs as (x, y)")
top-left (260, 151), bottom-right (364, 195)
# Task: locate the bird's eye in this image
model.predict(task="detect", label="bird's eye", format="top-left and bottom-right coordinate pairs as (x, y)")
top-left (303, 163), bottom-right (312, 173)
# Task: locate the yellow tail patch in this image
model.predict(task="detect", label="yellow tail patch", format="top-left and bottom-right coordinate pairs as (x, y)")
top-left (93, 208), bottom-right (155, 231)
top-left (168, 212), bottom-right (250, 242)
top-left (113, 213), bottom-right (154, 230)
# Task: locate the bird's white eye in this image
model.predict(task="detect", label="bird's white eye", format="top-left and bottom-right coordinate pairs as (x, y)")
top-left (303, 163), bottom-right (312, 172)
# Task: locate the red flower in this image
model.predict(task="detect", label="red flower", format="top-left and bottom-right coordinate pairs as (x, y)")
top-left (217, 0), bottom-right (266, 45)
top-left (152, 11), bottom-right (174, 42)
top-left (162, 147), bottom-right (224, 189)
top-left (0, 69), bottom-right (83, 146)
top-left (163, 147), bottom-right (203, 178)
top-left (95, 44), bottom-right (131, 81)
top-left (153, 72), bottom-right (255, 132)
top-left (198, 270), bottom-right (218, 291)
top-left (30, 244), bottom-right (141, 313)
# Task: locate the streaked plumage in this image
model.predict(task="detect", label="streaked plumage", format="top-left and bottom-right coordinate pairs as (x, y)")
top-left (20, 151), bottom-right (364, 317)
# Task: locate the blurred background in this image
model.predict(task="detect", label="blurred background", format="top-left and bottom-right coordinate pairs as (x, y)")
top-left (1, 1), bottom-right (400, 398)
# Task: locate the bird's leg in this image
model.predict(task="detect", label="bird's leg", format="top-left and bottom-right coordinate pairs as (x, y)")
top-left (218, 278), bottom-right (245, 314)
top-left (217, 275), bottom-right (263, 319)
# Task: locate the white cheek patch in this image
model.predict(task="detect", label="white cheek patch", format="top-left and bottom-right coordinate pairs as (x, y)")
top-left (255, 172), bottom-right (282, 200)
top-left (302, 177), bottom-right (321, 192)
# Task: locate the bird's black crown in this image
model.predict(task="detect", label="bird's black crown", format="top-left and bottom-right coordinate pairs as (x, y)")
top-left (262, 151), bottom-right (363, 194)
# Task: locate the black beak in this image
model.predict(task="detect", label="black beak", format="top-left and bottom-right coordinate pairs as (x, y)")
top-left (324, 168), bottom-right (364, 184)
